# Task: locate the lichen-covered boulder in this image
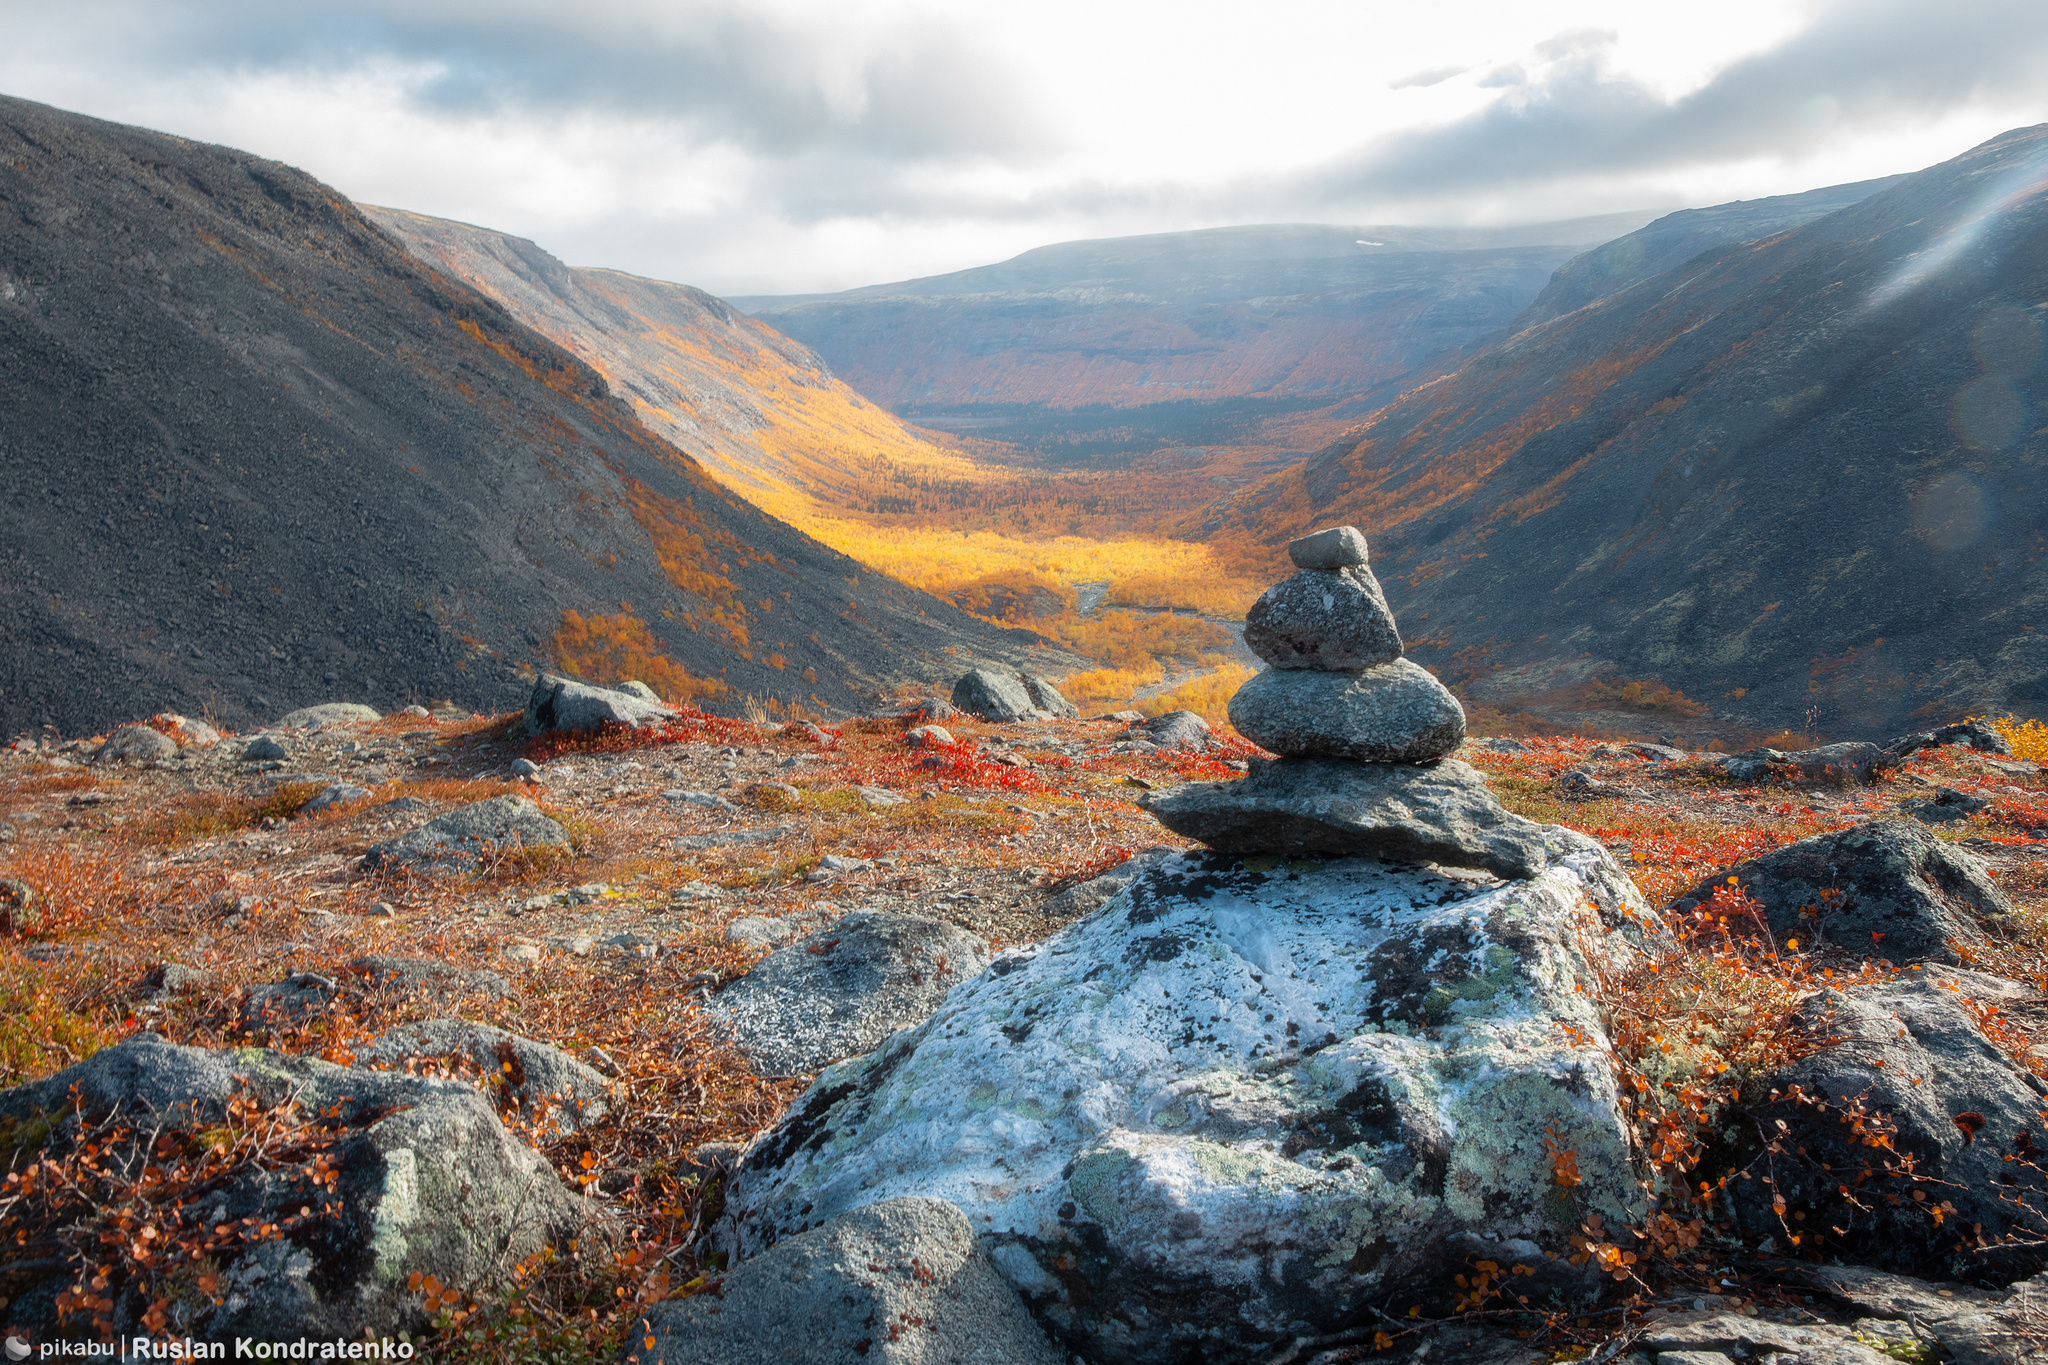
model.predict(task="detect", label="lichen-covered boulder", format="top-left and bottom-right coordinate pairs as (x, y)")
top-left (357, 1018), bottom-right (612, 1138)
top-left (277, 702), bottom-right (382, 729)
top-left (1023, 674), bottom-right (1080, 719)
top-left (717, 845), bottom-right (1660, 1365)
top-left (708, 912), bottom-right (992, 1076)
top-left (92, 723), bottom-right (177, 764)
top-left (0, 1033), bottom-right (593, 1345)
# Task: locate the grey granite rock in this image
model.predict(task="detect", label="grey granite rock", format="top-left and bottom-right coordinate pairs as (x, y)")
top-left (1669, 819), bottom-right (2008, 964)
top-left (361, 794), bottom-right (568, 872)
top-left (1228, 659), bottom-right (1465, 762)
top-left (951, 668), bottom-right (1034, 722)
top-left (523, 673), bottom-right (676, 734)
top-left (611, 679), bottom-right (661, 702)
top-left (1145, 757), bottom-right (1561, 880)
top-left (637, 1198), bottom-right (1062, 1365)
top-left (1242, 566), bottom-right (1403, 671)
top-left (1286, 524), bottom-right (1370, 569)
top-left (1023, 673), bottom-right (1080, 718)
top-left (276, 702), bottom-right (382, 729)
top-left (93, 724), bottom-right (177, 764)
top-left (1140, 709), bottom-right (1212, 752)
top-left (298, 782), bottom-right (372, 817)
top-left (241, 734), bottom-right (290, 761)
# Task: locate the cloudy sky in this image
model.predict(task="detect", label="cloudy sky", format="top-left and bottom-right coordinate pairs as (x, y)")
top-left (7, 0), bottom-right (2047, 295)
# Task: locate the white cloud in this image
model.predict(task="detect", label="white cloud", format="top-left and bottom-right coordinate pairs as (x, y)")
top-left (2, 0), bottom-right (2044, 293)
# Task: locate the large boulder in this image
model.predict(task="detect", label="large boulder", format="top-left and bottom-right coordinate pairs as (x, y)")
top-left (1022, 674), bottom-right (1080, 719)
top-left (91, 723), bottom-right (177, 764)
top-left (1227, 660), bottom-right (1465, 762)
top-left (523, 673), bottom-right (677, 735)
top-left (0, 1033), bottom-right (592, 1344)
top-left (361, 795), bottom-right (568, 873)
top-left (631, 1198), bottom-right (1064, 1365)
top-left (951, 668), bottom-right (1034, 722)
top-left (1138, 709), bottom-right (1212, 752)
top-left (1718, 969), bottom-right (2048, 1283)
top-left (1241, 567), bottom-right (1403, 672)
top-left (356, 1019), bottom-right (611, 1138)
top-left (717, 846), bottom-right (1660, 1365)
top-left (277, 702), bottom-right (382, 729)
top-left (707, 912), bottom-right (992, 1076)
top-left (1145, 757), bottom-right (1562, 880)
top-left (1670, 819), bottom-right (2009, 964)
top-left (1721, 742), bottom-right (1901, 783)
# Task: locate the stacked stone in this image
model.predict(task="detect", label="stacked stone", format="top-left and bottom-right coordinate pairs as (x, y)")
top-left (1150, 525), bottom-right (1555, 879)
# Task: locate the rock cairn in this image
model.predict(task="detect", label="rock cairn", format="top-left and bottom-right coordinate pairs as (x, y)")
top-left (1149, 525), bottom-right (1552, 879)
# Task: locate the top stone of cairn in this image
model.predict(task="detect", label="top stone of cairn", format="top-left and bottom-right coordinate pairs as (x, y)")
top-left (1288, 525), bottom-right (1370, 570)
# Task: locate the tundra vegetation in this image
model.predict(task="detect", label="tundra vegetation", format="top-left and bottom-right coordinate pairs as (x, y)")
top-left (3, 707), bottom-right (2047, 1360)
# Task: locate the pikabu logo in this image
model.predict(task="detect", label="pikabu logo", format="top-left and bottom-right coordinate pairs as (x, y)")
top-left (0, 1341), bottom-right (415, 1361)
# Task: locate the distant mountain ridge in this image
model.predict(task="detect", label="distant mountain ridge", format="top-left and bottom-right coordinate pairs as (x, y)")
top-left (1196, 127), bottom-right (2048, 735)
top-left (0, 95), bottom-right (1066, 737)
top-left (732, 217), bottom-right (1665, 423)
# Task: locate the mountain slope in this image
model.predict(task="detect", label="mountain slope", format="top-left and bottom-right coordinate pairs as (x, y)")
top-left (731, 219), bottom-right (1663, 441)
top-left (1198, 126), bottom-right (2048, 736)
top-left (361, 208), bottom-right (987, 530)
top-left (0, 94), bottom-right (1067, 738)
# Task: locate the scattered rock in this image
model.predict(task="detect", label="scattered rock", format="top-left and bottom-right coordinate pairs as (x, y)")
top-left (951, 668), bottom-right (1035, 722)
top-left (707, 911), bottom-right (992, 1077)
top-left (236, 972), bottom-right (339, 1031)
top-left (663, 787), bottom-right (742, 812)
top-left (726, 911), bottom-right (833, 951)
top-left (1628, 742), bottom-right (1691, 762)
top-left (1242, 567), bottom-right (1403, 671)
top-left (719, 847), bottom-right (1657, 1364)
top-left (1670, 819), bottom-right (2009, 964)
top-left (1887, 719), bottom-right (2015, 758)
top-left (92, 723), bottom-right (178, 764)
top-left (1474, 736), bottom-right (1527, 752)
top-left (356, 1018), bottom-right (611, 1137)
top-left (241, 734), bottom-right (290, 762)
top-left (1096, 709), bottom-right (1146, 723)
top-left (0, 1032), bottom-right (593, 1344)
top-left (361, 794), bottom-right (569, 872)
top-left (905, 724), bottom-right (956, 748)
top-left (855, 785), bottom-right (909, 807)
top-left (276, 702), bottom-right (382, 729)
top-left (349, 954), bottom-right (510, 1002)
top-left (1022, 674), bottom-right (1080, 719)
top-left (884, 697), bottom-right (959, 723)
top-left (1139, 709), bottom-right (1212, 752)
top-left (0, 877), bottom-right (40, 934)
top-left (522, 672), bottom-right (677, 735)
top-left (1722, 742), bottom-right (1901, 783)
top-left (371, 795), bottom-right (429, 817)
top-left (1285, 524), bottom-right (1371, 569)
top-left (1147, 757), bottom-right (1564, 880)
top-left (132, 961), bottom-right (215, 1001)
top-left (641, 1198), bottom-right (1062, 1365)
top-left (152, 713), bottom-right (222, 747)
top-left (1554, 768), bottom-right (1626, 801)
top-left (1905, 785), bottom-right (1994, 824)
top-left (1723, 969), bottom-right (2048, 1282)
top-left (510, 757), bottom-right (543, 780)
top-left (674, 825), bottom-right (801, 850)
top-left (298, 782), bottom-right (372, 817)
top-left (1228, 659), bottom-right (1465, 762)
top-left (1633, 1311), bottom-right (1890, 1365)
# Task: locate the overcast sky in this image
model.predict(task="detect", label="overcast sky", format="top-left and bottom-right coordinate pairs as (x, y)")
top-left (7, 0), bottom-right (2047, 295)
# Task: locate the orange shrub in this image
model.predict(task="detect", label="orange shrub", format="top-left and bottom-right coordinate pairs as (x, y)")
top-left (553, 609), bottom-right (726, 704)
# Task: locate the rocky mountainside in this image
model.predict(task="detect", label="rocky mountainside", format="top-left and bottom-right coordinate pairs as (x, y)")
top-left (0, 95), bottom-right (1067, 739)
top-left (731, 217), bottom-right (1662, 456)
top-left (361, 207), bottom-right (981, 529)
top-left (1198, 125), bottom-right (2048, 737)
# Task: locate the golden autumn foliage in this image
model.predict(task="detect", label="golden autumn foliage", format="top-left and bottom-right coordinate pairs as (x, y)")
top-left (553, 609), bottom-right (726, 703)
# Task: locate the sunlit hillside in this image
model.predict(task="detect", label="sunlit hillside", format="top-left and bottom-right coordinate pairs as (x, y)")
top-left (367, 208), bottom-right (1263, 667)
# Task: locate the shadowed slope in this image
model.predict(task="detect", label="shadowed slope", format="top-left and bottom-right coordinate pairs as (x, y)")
top-left (1197, 127), bottom-right (2048, 736)
top-left (0, 95), bottom-right (1067, 737)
